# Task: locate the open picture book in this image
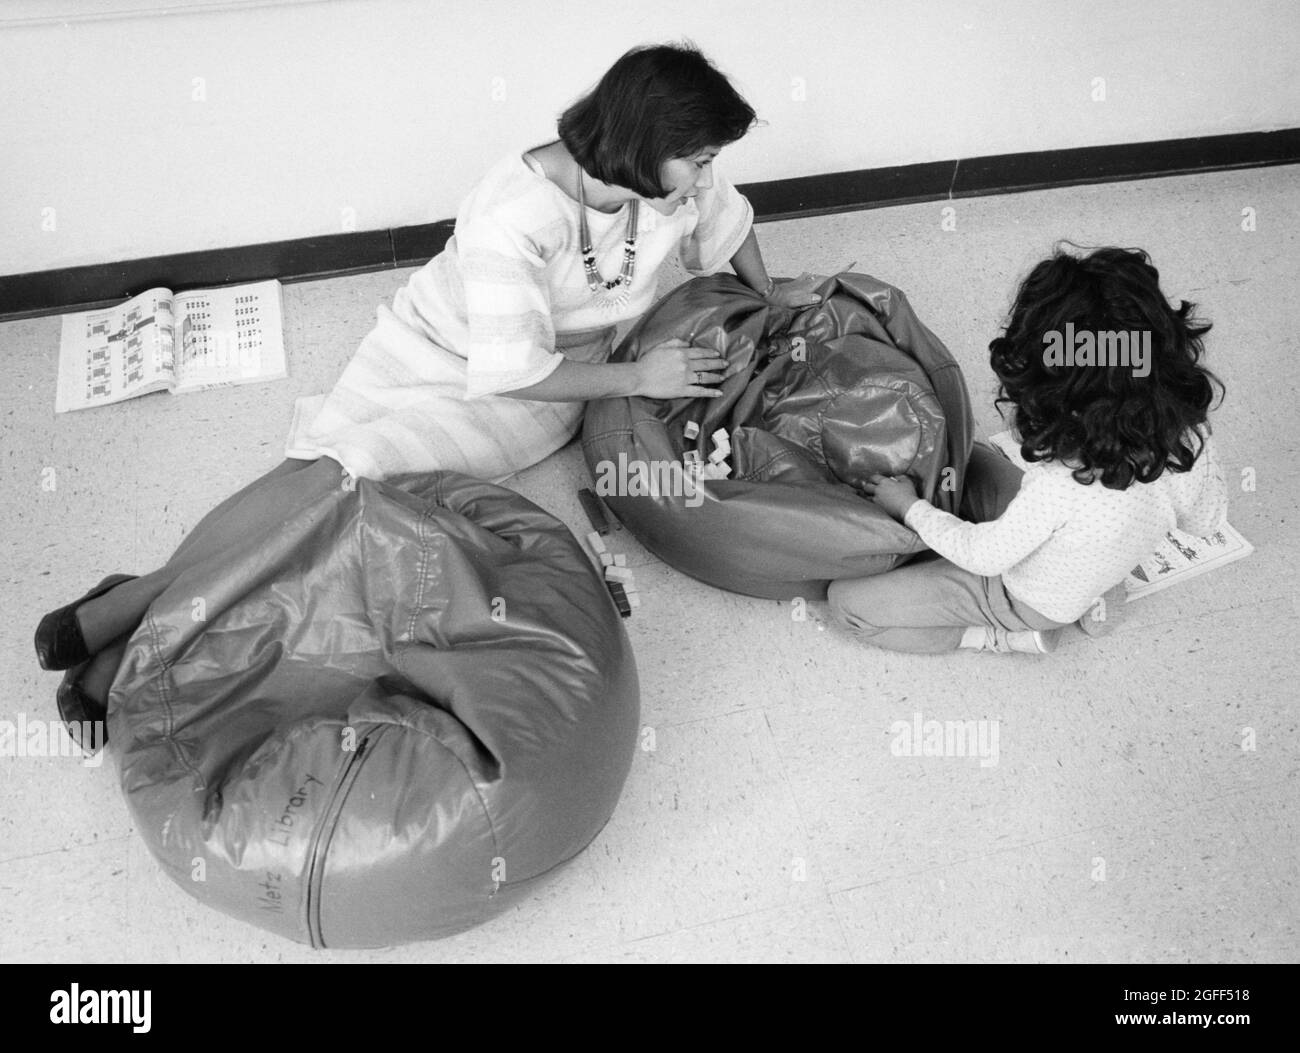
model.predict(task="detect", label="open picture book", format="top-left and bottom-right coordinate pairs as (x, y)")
top-left (987, 431), bottom-right (1253, 601)
top-left (55, 279), bottom-right (286, 413)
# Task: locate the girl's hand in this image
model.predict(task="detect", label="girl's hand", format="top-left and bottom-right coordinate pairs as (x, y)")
top-left (862, 473), bottom-right (922, 521)
top-left (635, 340), bottom-right (728, 400)
top-left (766, 273), bottom-right (825, 309)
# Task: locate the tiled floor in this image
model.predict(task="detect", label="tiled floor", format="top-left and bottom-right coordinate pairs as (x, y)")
top-left (1, 165), bottom-right (1296, 963)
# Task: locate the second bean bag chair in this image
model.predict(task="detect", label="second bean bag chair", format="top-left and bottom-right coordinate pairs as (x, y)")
top-left (108, 466), bottom-right (640, 948)
top-left (581, 272), bottom-right (975, 599)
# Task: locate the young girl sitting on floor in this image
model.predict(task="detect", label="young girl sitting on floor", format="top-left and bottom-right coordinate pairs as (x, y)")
top-left (829, 245), bottom-right (1227, 654)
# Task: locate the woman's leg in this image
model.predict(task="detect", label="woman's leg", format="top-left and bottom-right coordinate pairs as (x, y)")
top-left (164, 456), bottom-right (316, 567)
top-left (73, 456), bottom-right (337, 654)
top-left (79, 637), bottom-right (128, 708)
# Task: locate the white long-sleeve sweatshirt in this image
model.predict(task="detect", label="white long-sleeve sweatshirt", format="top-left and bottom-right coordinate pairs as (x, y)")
top-left (903, 433), bottom-right (1228, 622)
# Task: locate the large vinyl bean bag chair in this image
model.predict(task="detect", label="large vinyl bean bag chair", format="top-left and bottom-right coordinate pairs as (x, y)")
top-left (108, 468), bottom-right (640, 948)
top-left (581, 272), bottom-right (975, 599)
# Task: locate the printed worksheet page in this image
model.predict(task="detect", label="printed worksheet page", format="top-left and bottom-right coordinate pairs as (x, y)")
top-left (171, 279), bottom-right (287, 393)
top-left (55, 288), bottom-right (175, 412)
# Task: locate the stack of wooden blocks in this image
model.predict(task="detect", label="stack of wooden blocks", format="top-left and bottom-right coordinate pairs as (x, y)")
top-left (585, 530), bottom-right (639, 615)
top-left (579, 487), bottom-right (637, 617)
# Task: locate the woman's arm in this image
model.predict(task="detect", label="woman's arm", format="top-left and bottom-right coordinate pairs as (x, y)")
top-left (506, 229), bottom-right (825, 403)
top-left (729, 228), bottom-right (771, 294)
top-left (729, 229), bottom-right (825, 308)
top-left (501, 340), bottom-right (727, 403)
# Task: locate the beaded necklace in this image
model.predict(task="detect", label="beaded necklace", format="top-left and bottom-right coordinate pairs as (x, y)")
top-left (576, 169), bottom-right (638, 311)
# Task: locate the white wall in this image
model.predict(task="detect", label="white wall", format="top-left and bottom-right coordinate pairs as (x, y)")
top-left (2, 0), bottom-right (1298, 277)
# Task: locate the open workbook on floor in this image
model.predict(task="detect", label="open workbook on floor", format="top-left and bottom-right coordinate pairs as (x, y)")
top-left (54, 279), bottom-right (286, 413)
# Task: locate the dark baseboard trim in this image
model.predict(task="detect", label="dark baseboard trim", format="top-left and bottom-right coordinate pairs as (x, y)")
top-left (4, 128), bottom-right (1297, 320)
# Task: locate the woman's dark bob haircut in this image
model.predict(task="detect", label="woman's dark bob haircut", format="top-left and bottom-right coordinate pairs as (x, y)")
top-left (990, 244), bottom-right (1224, 489)
top-left (558, 42), bottom-right (756, 198)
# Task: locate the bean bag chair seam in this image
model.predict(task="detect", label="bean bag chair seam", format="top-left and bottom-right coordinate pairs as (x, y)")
top-left (305, 721), bottom-right (390, 944)
top-left (397, 499), bottom-right (439, 647)
top-left (141, 606), bottom-right (205, 786)
top-left (581, 424), bottom-right (637, 446)
top-left (385, 647), bottom-right (505, 881)
top-left (818, 379), bottom-right (933, 479)
top-left (386, 491), bottom-right (505, 887)
top-left (736, 447), bottom-right (819, 481)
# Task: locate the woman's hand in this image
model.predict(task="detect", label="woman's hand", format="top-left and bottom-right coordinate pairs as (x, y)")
top-left (862, 473), bottom-right (922, 521)
top-left (634, 339), bottom-right (728, 400)
top-left (766, 273), bottom-right (826, 309)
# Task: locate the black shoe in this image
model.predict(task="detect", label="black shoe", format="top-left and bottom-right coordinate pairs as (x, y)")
top-left (56, 657), bottom-right (109, 756)
top-left (34, 574), bottom-right (137, 671)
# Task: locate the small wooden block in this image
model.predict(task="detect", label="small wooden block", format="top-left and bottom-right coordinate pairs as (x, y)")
top-left (684, 420), bottom-right (700, 440)
top-left (606, 581), bottom-right (632, 617)
top-left (626, 592), bottom-right (641, 609)
top-left (612, 553), bottom-right (627, 567)
top-left (586, 531), bottom-right (607, 555)
top-left (604, 565), bottom-right (634, 584)
top-left (599, 552), bottom-right (614, 567)
top-left (711, 428), bottom-right (730, 445)
top-left (708, 447), bottom-right (729, 464)
top-left (683, 449), bottom-right (702, 466)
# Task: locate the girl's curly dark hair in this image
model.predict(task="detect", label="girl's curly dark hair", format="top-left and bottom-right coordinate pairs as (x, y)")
top-left (989, 244), bottom-right (1224, 489)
